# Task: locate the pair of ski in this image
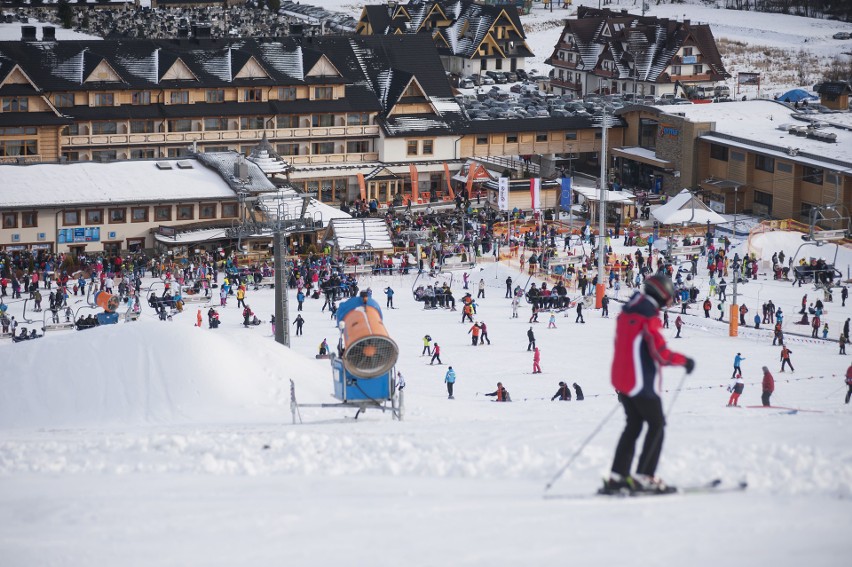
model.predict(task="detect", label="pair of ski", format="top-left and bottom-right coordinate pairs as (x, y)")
top-left (545, 478), bottom-right (748, 500)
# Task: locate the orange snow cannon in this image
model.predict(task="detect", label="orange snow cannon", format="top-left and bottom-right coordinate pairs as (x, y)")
top-left (337, 291), bottom-right (399, 378)
top-left (94, 290), bottom-right (120, 314)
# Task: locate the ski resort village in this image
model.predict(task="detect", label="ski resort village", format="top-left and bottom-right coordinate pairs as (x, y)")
top-left (0, 0), bottom-right (851, 565)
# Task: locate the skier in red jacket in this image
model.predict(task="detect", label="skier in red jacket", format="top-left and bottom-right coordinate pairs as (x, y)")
top-left (603, 274), bottom-right (695, 494)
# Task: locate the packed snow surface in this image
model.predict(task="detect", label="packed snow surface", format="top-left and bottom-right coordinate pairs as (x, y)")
top-left (1, 230), bottom-right (851, 566)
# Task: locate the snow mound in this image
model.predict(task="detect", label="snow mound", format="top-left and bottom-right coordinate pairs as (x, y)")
top-left (0, 320), bottom-right (330, 429)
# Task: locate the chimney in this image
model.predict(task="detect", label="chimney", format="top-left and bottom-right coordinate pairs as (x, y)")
top-left (683, 20), bottom-right (691, 27)
top-left (195, 24), bottom-right (212, 39)
top-left (177, 27), bottom-right (189, 39)
top-left (42, 26), bottom-right (56, 42)
top-left (234, 160), bottom-right (248, 181)
top-left (21, 25), bottom-right (37, 42)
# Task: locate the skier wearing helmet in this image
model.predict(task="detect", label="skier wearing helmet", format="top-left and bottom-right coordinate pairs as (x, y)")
top-left (603, 274), bottom-right (695, 495)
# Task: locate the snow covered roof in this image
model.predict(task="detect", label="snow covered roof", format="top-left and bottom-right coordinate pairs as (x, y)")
top-left (323, 218), bottom-right (394, 252)
top-left (0, 157), bottom-right (237, 209)
top-left (651, 188), bottom-right (726, 226)
top-left (661, 100), bottom-right (852, 169)
top-left (573, 186), bottom-right (635, 204)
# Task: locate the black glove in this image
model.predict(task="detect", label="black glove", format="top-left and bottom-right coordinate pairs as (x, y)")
top-left (684, 358), bottom-right (696, 374)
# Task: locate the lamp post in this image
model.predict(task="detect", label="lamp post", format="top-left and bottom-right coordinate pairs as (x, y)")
top-left (595, 93), bottom-right (608, 310)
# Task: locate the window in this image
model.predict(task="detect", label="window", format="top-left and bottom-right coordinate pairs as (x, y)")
top-left (204, 117), bottom-right (229, 131)
top-left (407, 140), bottom-right (418, 155)
top-left (93, 93), bottom-right (114, 107)
top-left (206, 89), bottom-right (225, 103)
top-left (801, 202), bottom-right (816, 221)
top-left (0, 140), bottom-right (37, 156)
top-left (803, 166), bottom-right (823, 185)
top-left (91, 122), bottom-right (118, 135)
top-left (221, 202), bottom-right (238, 218)
top-left (62, 151), bottom-right (80, 162)
top-left (754, 190), bottom-right (773, 209)
top-left (495, 59), bottom-right (503, 70)
top-left (731, 151), bottom-right (745, 162)
top-left (506, 134), bottom-right (518, 143)
top-left (177, 205), bottom-right (194, 220)
top-left (131, 91), bottom-right (151, 105)
top-left (276, 115), bottom-right (299, 128)
top-left (91, 150), bottom-right (116, 162)
top-left (204, 146), bottom-right (230, 153)
top-left (2, 212), bottom-right (16, 229)
top-left (0, 127), bottom-right (36, 136)
top-left (671, 65), bottom-right (681, 76)
top-left (536, 132), bottom-right (548, 142)
top-left (402, 84), bottom-right (420, 98)
top-left (85, 209), bottom-right (103, 225)
top-left (54, 93), bottom-right (74, 108)
top-left (312, 142), bottom-right (335, 155)
top-left (710, 143), bottom-right (728, 161)
top-left (167, 147), bottom-right (188, 158)
top-left (422, 139), bottom-right (434, 155)
top-left (476, 136), bottom-right (488, 145)
top-left (130, 148), bottom-right (155, 159)
top-left (346, 140), bottom-right (369, 153)
top-left (347, 113), bottom-right (369, 126)
top-left (63, 210), bottom-right (81, 226)
top-left (694, 65), bottom-right (704, 75)
top-left (314, 87), bottom-right (333, 100)
top-left (131, 207), bottom-right (149, 222)
top-left (312, 114), bottom-right (334, 127)
top-left (154, 206), bottom-right (172, 222)
top-left (240, 116), bottom-right (265, 130)
top-left (279, 87), bottom-right (296, 101)
top-left (109, 208), bottom-right (126, 223)
top-left (1, 97), bottom-right (28, 111)
top-left (277, 143), bottom-right (300, 156)
top-left (755, 154), bottom-right (774, 173)
top-left (21, 211), bottom-right (37, 228)
top-left (683, 47), bottom-right (693, 56)
top-left (565, 132), bottom-right (577, 141)
top-left (777, 162), bottom-right (792, 173)
top-left (243, 88), bottom-right (262, 102)
top-left (199, 203), bottom-right (216, 219)
top-left (130, 120), bottom-right (156, 134)
top-left (170, 91), bottom-right (189, 105)
top-left (639, 118), bottom-right (657, 149)
top-left (62, 124), bottom-right (80, 136)
top-left (167, 119), bottom-right (193, 132)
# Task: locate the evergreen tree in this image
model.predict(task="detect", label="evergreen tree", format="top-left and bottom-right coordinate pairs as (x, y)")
top-left (57, 0), bottom-right (74, 30)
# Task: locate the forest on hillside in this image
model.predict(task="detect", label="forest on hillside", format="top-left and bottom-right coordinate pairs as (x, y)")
top-left (720, 0), bottom-right (852, 22)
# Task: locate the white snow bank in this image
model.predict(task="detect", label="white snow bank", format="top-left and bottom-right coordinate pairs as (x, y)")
top-left (0, 319), bottom-right (329, 429)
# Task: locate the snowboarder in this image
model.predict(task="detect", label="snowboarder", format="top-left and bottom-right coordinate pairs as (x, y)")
top-left (527, 327), bottom-right (536, 351)
top-left (444, 366), bottom-right (456, 399)
top-left (732, 353), bottom-right (745, 378)
top-left (573, 382), bottom-right (584, 400)
top-left (318, 339), bottom-right (328, 356)
top-left (604, 274), bottom-right (695, 494)
top-left (430, 342), bottom-right (442, 365)
top-left (485, 382), bottom-right (510, 402)
top-left (551, 381), bottom-right (572, 401)
top-left (293, 314), bottom-right (304, 336)
top-left (780, 344), bottom-right (794, 372)
top-left (727, 375), bottom-right (744, 407)
top-left (242, 304), bottom-right (254, 327)
top-left (762, 366), bottom-right (775, 407)
top-left (532, 346), bottom-right (542, 374)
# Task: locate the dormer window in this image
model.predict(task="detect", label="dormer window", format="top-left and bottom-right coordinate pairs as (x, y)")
top-left (314, 87), bottom-right (333, 100)
top-left (92, 93), bottom-right (114, 107)
top-left (244, 88), bottom-right (262, 102)
top-left (683, 47), bottom-right (693, 56)
top-left (170, 91), bottom-right (189, 105)
top-left (1, 97), bottom-right (28, 111)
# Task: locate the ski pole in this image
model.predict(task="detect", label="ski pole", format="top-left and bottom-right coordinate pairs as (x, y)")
top-left (825, 384), bottom-right (846, 399)
top-left (543, 400), bottom-right (621, 492)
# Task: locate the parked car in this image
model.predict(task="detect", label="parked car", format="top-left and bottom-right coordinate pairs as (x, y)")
top-left (515, 69), bottom-right (529, 81)
top-left (486, 70), bottom-right (507, 84)
top-left (833, 31), bottom-right (851, 40)
top-left (478, 74), bottom-right (495, 85)
top-left (459, 78), bottom-right (474, 89)
top-left (504, 71), bottom-right (518, 83)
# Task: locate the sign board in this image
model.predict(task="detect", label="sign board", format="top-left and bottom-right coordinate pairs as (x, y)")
top-left (737, 72), bottom-right (760, 86)
top-left (682, 55), bottom-right (697, 64)
top-left (58, 227), bottom-right (100, 243)
top-left (497, 177), bottom-right (509, 211)
top-left (708, 199), bottom-right (725, 214)
top-left (560, 177), bottom-right (572, 210)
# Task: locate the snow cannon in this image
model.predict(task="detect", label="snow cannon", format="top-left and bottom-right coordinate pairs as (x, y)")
top-left (93, 290), bottom-right (120, 325)
top-left (336, 292), bottom-right (399, 379)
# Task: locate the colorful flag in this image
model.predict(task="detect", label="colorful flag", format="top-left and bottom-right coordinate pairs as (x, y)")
top-left (498, 177), bottom-right (509, 211)
top-left (560, 177), bottom-right (572, 210)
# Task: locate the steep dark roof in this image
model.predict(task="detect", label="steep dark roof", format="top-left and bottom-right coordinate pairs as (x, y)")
top-left (814, 81), bottom-right (852, 98)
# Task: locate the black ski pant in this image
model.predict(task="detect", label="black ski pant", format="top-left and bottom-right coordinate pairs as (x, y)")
top-left (422, 346), bottom-right (431, 356)
top-left (781, 359), bottom-right (794, 372)
top-left (676, 327), bottom-right (681, 338)
top-left (446, 382), bottom-right (454, 397)
top-left (611, 394), bottom-right (665, 478)
top-left (506, 285), bottom-right (512, 298)
top-left (846, 385), bottom-right (852, 404)
top-left (431, 353), bottom-right (442, 365)
top-left (762, 391), bottom-right (772, 407)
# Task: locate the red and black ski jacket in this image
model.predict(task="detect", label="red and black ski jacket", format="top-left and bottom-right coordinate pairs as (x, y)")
top-left (611, 292), bottom-right (688, 399)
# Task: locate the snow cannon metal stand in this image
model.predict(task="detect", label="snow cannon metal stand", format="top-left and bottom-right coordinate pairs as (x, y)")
top-left (290, 291), bottom-right (403, 422)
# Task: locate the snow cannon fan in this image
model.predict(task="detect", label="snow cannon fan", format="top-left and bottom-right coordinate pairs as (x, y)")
top-left (336, 291), bottom-right (399, 378)
top-left (93, 290), bottom-right (120, 325)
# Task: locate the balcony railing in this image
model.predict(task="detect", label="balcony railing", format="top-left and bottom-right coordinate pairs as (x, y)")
top-left (61, 125), bottom-right (381, 147)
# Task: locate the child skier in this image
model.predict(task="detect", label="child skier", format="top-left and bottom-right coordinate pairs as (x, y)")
top-left (485, 382), bottom-right (510, 402)
top-left (727, 375), bottom-right (745, 407)
top-left (548, 312), bottom-right (557, 329)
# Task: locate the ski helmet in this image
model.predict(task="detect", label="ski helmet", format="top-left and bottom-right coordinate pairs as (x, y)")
top-left (644, 274), bottom-right (675, 307)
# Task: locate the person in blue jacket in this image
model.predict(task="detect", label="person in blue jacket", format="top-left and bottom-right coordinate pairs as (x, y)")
top-left (296, 289), bottom-right (305, 311)
top-left (384, 286), bottom-right (395, 309)
top-left (444, 366), bottom-right (456, 399)
top-left (732, 352), bottom-right (745, 378)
